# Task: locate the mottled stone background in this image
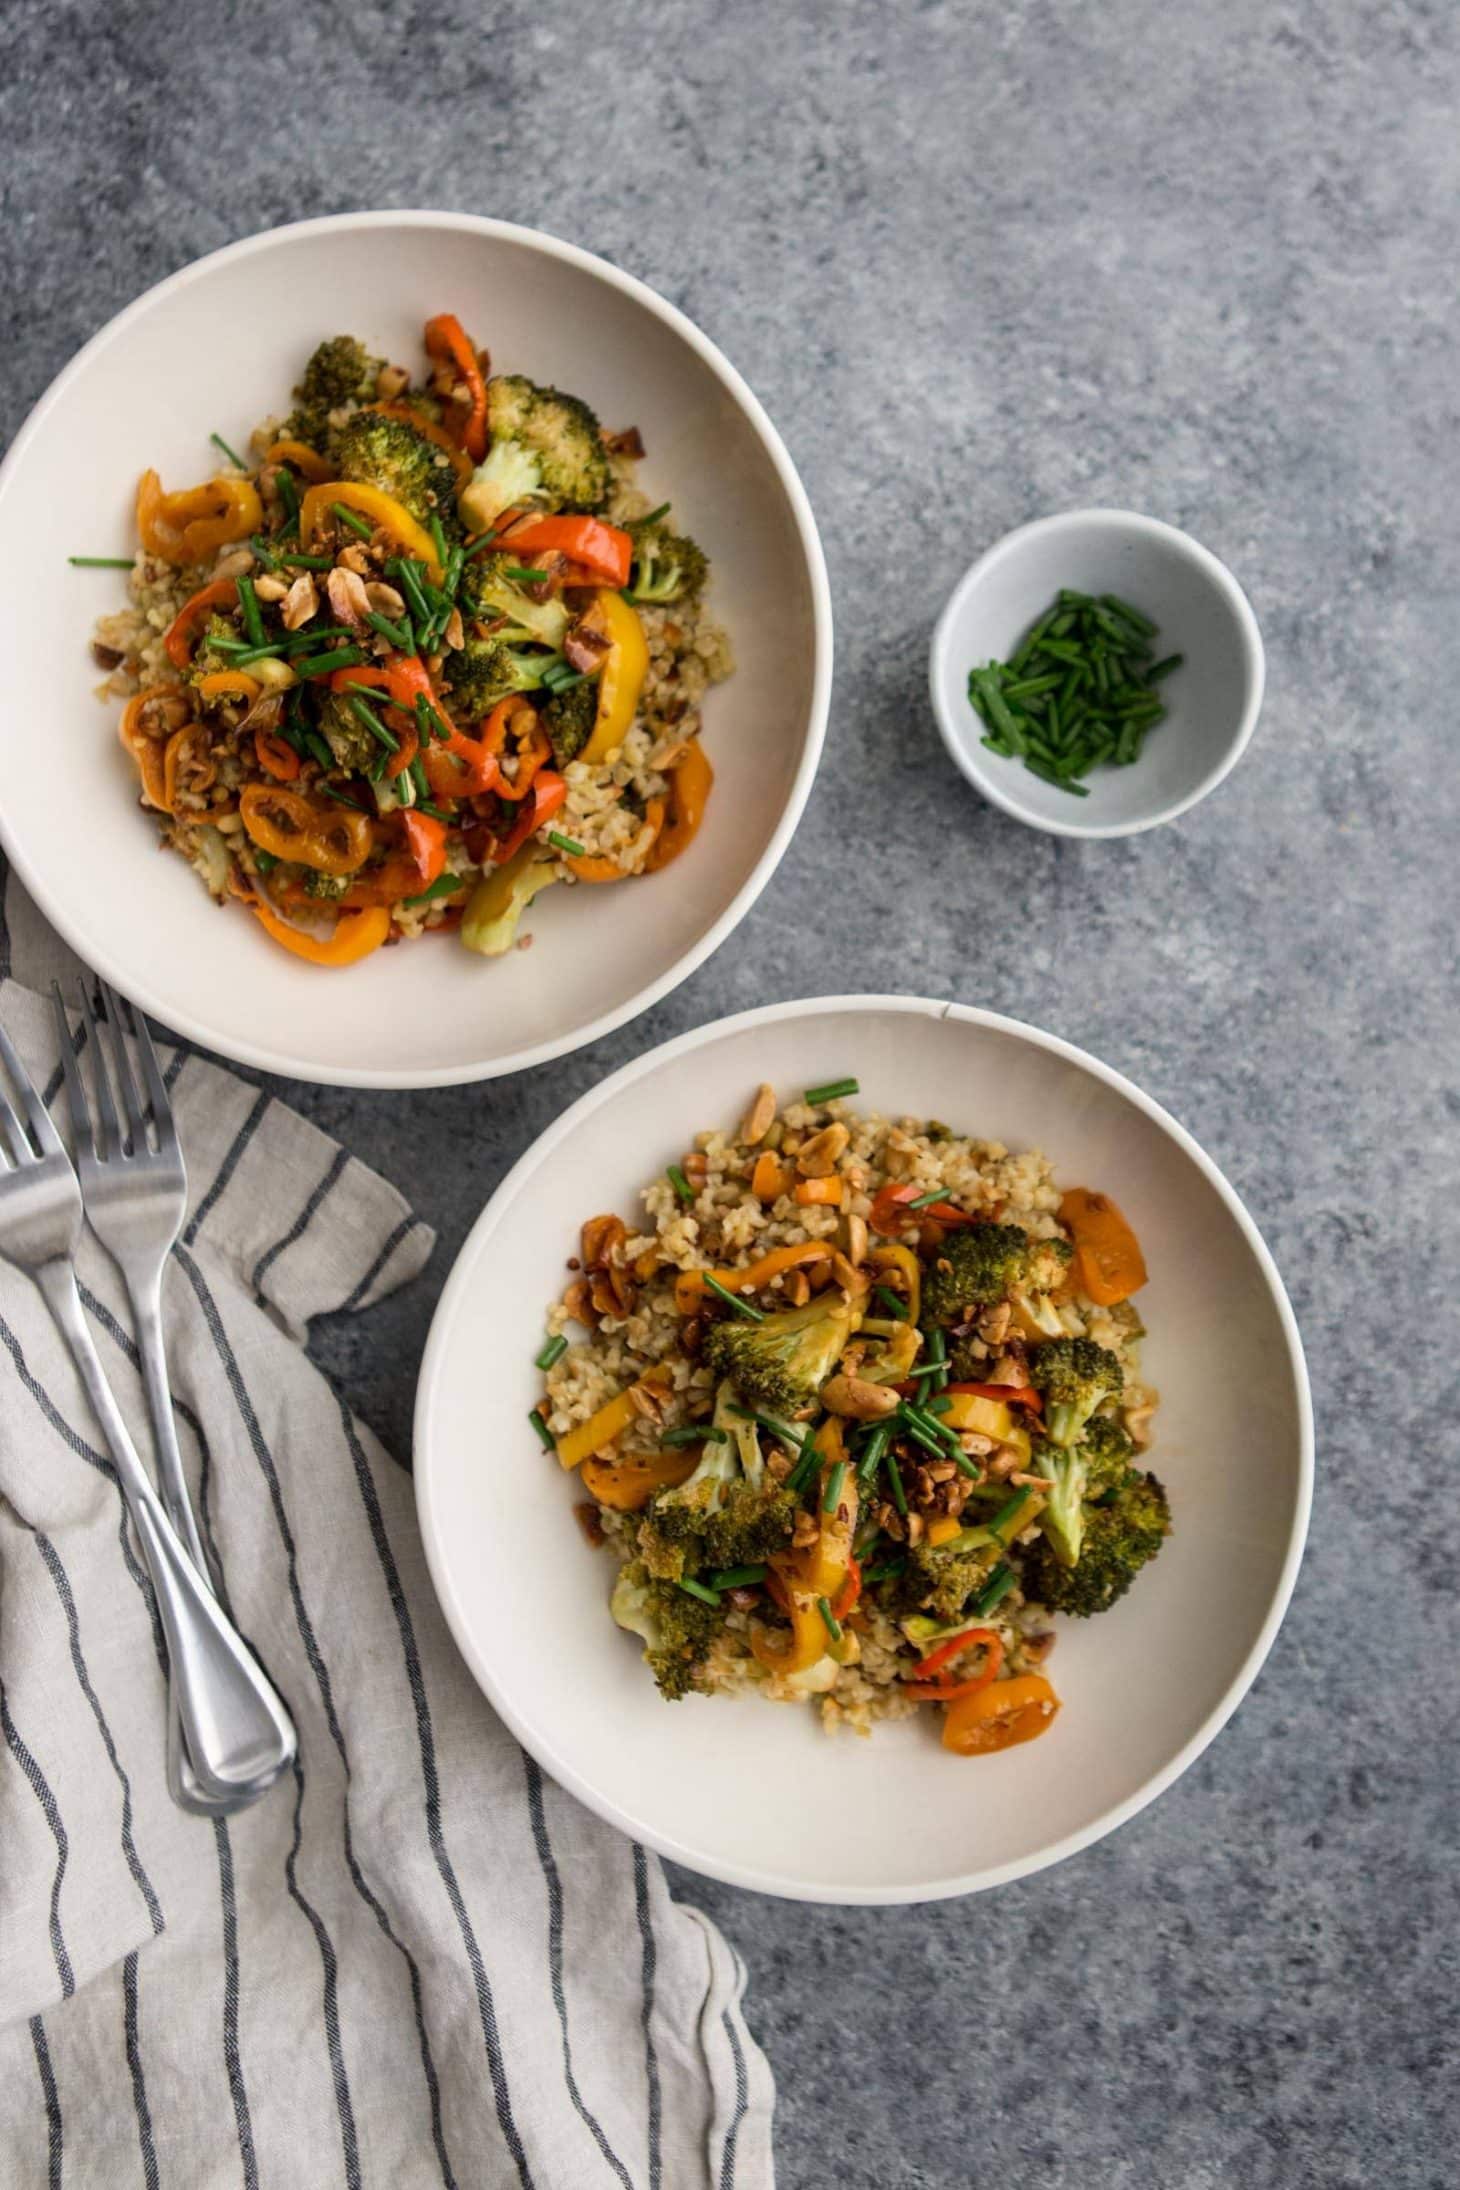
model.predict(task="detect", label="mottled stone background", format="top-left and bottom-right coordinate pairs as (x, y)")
top-left (4, 1), bottom-right (1456, 2182)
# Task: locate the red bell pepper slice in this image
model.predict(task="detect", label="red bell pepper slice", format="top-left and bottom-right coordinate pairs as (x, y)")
top-left (423, 313), bottom-right (488, 463)
top-left (943, 1380), bottom-right (1044, 1413)
top-left (493, 514), bottom-right (633, 589)
top-left (490, 771), bottom-right (568, 864)
top-left (869, 1182), bottom-right (976, 1234)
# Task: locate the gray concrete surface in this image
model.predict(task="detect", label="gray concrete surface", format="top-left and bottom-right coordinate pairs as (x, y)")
top-left (5, 1), bottom-right (1457, 2183)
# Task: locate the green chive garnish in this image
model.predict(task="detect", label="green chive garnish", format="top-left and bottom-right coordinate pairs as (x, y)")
top-left (316, 783), bottom-right (367, 811)
top-left (974, 1563), bottom-right (1018, 1616)
top-left (535, 1334), bottom-right (568, 1370)
top-left (293, 645), bottom-right (368, 679)
top-left (863, 1558), bottom-right (906, 1584)
top-left (804, 1077), bottom-right (859, 1106)
top-left (703, 1275), bottom-right (764, 1322)
top-left (68, 555), bottom-right (134, 569)
top-left (408, 756), bottom-right (430, 804)
top-left (547, 831), bottom-right (587, 858)
top-left (873, 1285), bottom-right (909, 1320)
top-left (822, 1460), bottom-right (847, 1514)
top-left (639, 503), bottom-right (671, 525)
top-left (275, 468), bottom-right (301, 530)
top-left (885, 1452), bottom-right (907, 1515)
top-left (816, 1596), bottom-right (842, 1642)
top-left (403, 874), bottom-right (468, 906)
top-left (666, 1164), bottom-right (695, 1206)
top-left (349, 696), bottom-right (399, 752)
top-left (858, 1422), bottom-right (892, 1482)
top-left (367, 610), bottom-right (413, 651)
top-left (253, 849), bottom-right (280, 874)
top-left (925, 1328), bottom-right (947, 1366)
top-left (279, 552), bottom-right (332, 571)
top-left (677, 1577), bottom-right (722, 1607)
top-left (527, 1409), bottom-right (555, 1450)
top-left (429, 514), bottom-right (449, 568)
top-left (989, 1490), bottom-right (1030, 1540)
top-left (662, 1423), bottom-right (726, 1448)
top-left (710, 1564), bottom-right (767, 1590)
top-left (968, 591), bottom-right (1176, 793)
top-left (907, 1187), bottom-right (950, 1211)
top-left (210, 431), bottom-right (248, 471)
top-left (728, 1405), bottom-right (809, 1453)
top-left (235, 575), bottom-right (265, 647)
top-left (504, 565), bottom-right (546, 584)
top-left (332, 501), bottom-right (375, 540)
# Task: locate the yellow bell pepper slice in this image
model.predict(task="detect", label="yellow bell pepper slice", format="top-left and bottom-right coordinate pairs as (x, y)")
top-left (580, 591), bottom-right (649, 764)
top-left (580, 1451), bottom-right (697, 1510)
top-left (673, 1241), bottom-right (834, 1317)
top-left (869, 1242), bottom-right (921, 1330)
top-left (941, 1390), bottom-right (1031, 1465)
top-left (554, 1369), bottom-right (671, 1470)
top-left (249, 903), bottom-right (390, 967)
top-left (298, 481), bottom-right (444, 581)
top-left (136, 470), bottom-right (263, 565)
top-left (753, 1420), bottom-right (857, 1676)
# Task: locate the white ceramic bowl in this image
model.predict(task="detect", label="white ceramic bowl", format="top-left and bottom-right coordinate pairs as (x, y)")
top-left (0, 213), bottom-right (830, 1086)
top-left (416, 995), bottom-right (1312, 1904)
top-left (930, 510), bottom-right (1264, 839)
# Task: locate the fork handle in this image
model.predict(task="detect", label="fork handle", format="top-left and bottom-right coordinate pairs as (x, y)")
top-left (36, 1259), bottom-right (298, 1804)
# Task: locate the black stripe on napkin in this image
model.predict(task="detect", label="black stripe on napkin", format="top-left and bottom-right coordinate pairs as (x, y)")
top-left (1, 1679), bottom-right (74, 1998)
top-left (123, 1951), bottom-right (161, 2190)
top-left (29, 2016), bottom-right (61, 2190)
top-left (633, 1845), bottom-right (664, 2190)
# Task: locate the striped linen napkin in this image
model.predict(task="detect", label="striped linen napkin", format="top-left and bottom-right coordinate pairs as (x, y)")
top-left (0, 861), bottom-right (774, 2190)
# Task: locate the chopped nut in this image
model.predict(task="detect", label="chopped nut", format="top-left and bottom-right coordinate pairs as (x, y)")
top-left (573, 1502), bottom-right (605, 1548)
top-left (844, 1212), bottom-right (868, 1267)
top-left (987, 1353), bottom-right (1027, 1387)
top-left (627, 1382), bottom-right (664, 1423)
top-left (741, 1082), bottom-right (777, 1146)
top-left (365, 581), bottom-right (406, 618)
top-left (443, 606), bottom-right (465, 652)
top-left (1010, 1470), bottom-right (1055, 1491)
top-left (376, 363), bottom-right (411, 400)
top-left (253, 573), bottom-right (289, 603)
top-left (90, 641), bottom-right (125, 670)
top-left (766, 1449), bottom-right (792, 1483)
top-left (604, 425), bottom-right (646, 458)
top-left (792, 1509), bottom-right (820, 1550)
top-left (784, 1268), bottom-right (811, 1307)
top-left (820, 1374), bottom-right (899, 1421)
top-left (959, 1432), bottom-right (994, 1457)
top-left (1023, 1631), bottom-right (1056, 1663)
top-left (251, 656), bottom-right (297, 692)
top-left (1125, 1399), bottom-right (1157, 1447)
top-left (926, 1462), bottom-right (957, 1484)
top-left (340, 544), bottom-right (375, 577)
top-left (581, 1214), bottom-right (627, 1271)
top-left (978, 1301), bottom-right (1012, 1347)
top-left (213, 547), bottom-right (255, 580)
top-left (905, 1512), bottom-right (925, 1547)
top-left (327, 566), bottom-right (372, 629)
top-left (682, 1151), bottom-right (709, 1180)
top-left (796, 1123), bottom-right (850, 1177)
top-left (829, 1252), bottom-right (868, 1297)
top-left (282, 572), bottom-right (318, 630)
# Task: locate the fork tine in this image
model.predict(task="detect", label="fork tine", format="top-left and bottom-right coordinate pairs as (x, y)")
top-left (98, 983), bottom-right (147, 1154)
top-left (75, 983), bottom-right (123, 1160)
top-left (0, 1015), bottom-right (64, 1159)
top-left (50, 982), bottom-right (98, 1162)
top-left (128, 1001), bottom-right (179, 1156)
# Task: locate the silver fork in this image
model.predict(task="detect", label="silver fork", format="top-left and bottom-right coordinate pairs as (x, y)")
top-left (0, 1004), bottom-right (295, 1810)
top-left (52, 982), bottom-right (295, 1813)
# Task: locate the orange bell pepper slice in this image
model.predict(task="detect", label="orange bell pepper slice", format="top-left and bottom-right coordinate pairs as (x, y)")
top-left (195, 670), bottom-right (262, 705)
top-left (793, 1177), bottom-right (844, 1208)
top-left (481, 695), bottom-right (550, 802)
top-left (239, 783), bottom-right (373, 875)
top-left (869, 1181), bottom-right (975, 1234)
top-left (137, 471), bottom-right (261, 565)
top-left (494, 514), bottom-right (632, 588)
top-left (644, 741), bottom-right (713, 873)
top-left (750, 1152), bottom-right (790, 1202)
top-left (117, 688), bottom-right (175, 811)
top-left (298, 482), bottom-right (443, 580)
top-left (255, 728), bottom-right (301, 780)
top-left (942, 1673), bottom-right (1060, 1754)
top-left (340, 811), bottom-right (449, 910)
top-left (943, 1380), bottom-right (1043, 1414)
top-left (1058, 1189), bottom-right (1148, 1305)
top-left (250, 902), bottom-right (391, 967)
top-left (580, 1450), bottom-right (698, 1511)
top-left (673, 1241), bottom-right (834, 1316)
top-left (264, 438), bottom-right (333, 483)
top-left (560, 797), bottom-right (666, 883)
top-left (163, 577), bottom-right (239, 670)
top-left (423, 313), bottom-right (488, 463)
top-left (367, 402), bottom-right (474, 487)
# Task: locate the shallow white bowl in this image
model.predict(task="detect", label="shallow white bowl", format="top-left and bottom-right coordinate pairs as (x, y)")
top-left (930, 510), bottom-right (1264, 839)
top-left (416, 996), bottom-right (1312, 1904)
top-left (0, 213), bottom-right (830, 1086)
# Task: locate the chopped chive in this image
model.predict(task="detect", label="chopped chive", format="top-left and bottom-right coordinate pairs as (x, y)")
top-left (1099, 593), bottom-right (1157, 635)
top-left (403, 873), bottom-right (468, 906)
top-left (275, 467), bottom-right (301, 530)
top-left (863, 1558), bottom-right (907, 1584)
top-left (293, 645), bottom-right (368, 679)
top-left (279, 552), bottom-right (332, 570)
top-left (907, 1187), bottom-right (950, 1211)
top-left (989, 1490), bottom-right (1030, 1540)
top-left (728, 1405), bottom-right (809, 1454)
top-left (677, 1577), bottom-right (722, 1608)
top-left (332, 501), bottom-right (375, 540)
top-left (235, 576), bottom-right (265, 647)
top-left (253, 849), bottom-right (280, 874)
top-left (639, 502), bottom-right (671, 525)
top-left (925, 1328), bottom-right (947, 1366)
top-left (68, 554), bottom-right (134, 568)
top-left (316, 783), bottom-right (367, 811)
top-left (416, 801), bottom-right (451, 821)
top-left (367, 609), bottom-right (413, 651)
top-left (816, 1596), bottom-right (842, 1642)
top-left (527, 1408), bottom-right (555, 1450)
top-left (803, 1076), bottom-right (859, 1105)
top-left (408, 755), bottom-right (430, 804)
top-left (210, 430), bottom-right (248, 470)
top-left (873, 1285), bottom-right (909, 1320)
top-left (349, 696), bottom-right (399, 753)
top-left (822, 1460), bottom-right (847, 1514)
top-left (857, 1423), bottom-right (892, 1483)
top-left (925, 1393), bottom-right (952, 1414)
top-left (703, 1275), bottom-right (764, 1322)
top-left (974, 1563), bottom-right (1018, 1616)
top-left (785, 1439), bottom-right (822, 1494)
top-left (429, 514), bottom-right (449, 568)
top-left (547, 830), bottom-right (587, 858)
top-left (1147, 653), bottom-right (1184, 682)
top-left (503, 565), bottom-right (546, 585)
top-left (249, 533), bottom-right (280, 571)
top-left (666, 1164), bottom-right (695, 1206)
top-left (710, 1564), bottom-right (767, 1590)
top-left (303, 730), bottom-right (335, 771)
top-left (662, 1423), bottom-right (726, 1448)
top-left (534, 1334), bottom-right (568, 1371)
top-left (885, 1453), bottom-right (907, 1515)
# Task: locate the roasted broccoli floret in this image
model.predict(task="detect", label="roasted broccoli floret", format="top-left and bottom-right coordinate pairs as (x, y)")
top-left (302, 870), bottom-right (350, 902)
top-left (702, 1290), bottom-right (859, 1418)
top-left (458, 374), bottom-right (610, 532)
top-left (643, 1381), bottom-right (796, 1571)
top-left (286, 336), bottom-right (384, 449)
top-left (625, 516), bottom-right (708, 604)
top-left (440, 638), bottom-right (550, 721)
top-left (884, 1543), bottom-right (994, 1625)
top-left (331, 412), bottom-right (460, 531)
top-left (921, 1225), bottom-right (1073, 1326)
top-left (609, 1559), bottom-right (725, 1700)
top-left (1081, 1413), bottom-right (1135, 1495)
top-left (1020, 1470), bottom-right (1170, 1618)
top-left (1028, 1336), bottom-right (1124, 1448)
top-left (458, 551), bottom-right (570, 651)
top-left (315, 688), bottom-right (379, 774)
top-left (540, 679), bottom-right (599, 766)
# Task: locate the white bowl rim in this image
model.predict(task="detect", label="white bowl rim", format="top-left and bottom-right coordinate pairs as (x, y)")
top-left (929, 507), bottom-right (1266, 842)
top-left (0, 209), bottom-right (833, 1087)
top-left (415, 991), bottom-right (1314, 1904)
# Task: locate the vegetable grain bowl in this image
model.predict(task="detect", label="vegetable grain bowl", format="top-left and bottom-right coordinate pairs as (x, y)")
top-left (90, 317), bottom-right (729, 966)
top-left (0, 213), bottom-right (829, 1085)
top-left (537, 1081), bottom-right (1166, 1757)
top-left (416, 999), bottom-right (1313, 1902)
